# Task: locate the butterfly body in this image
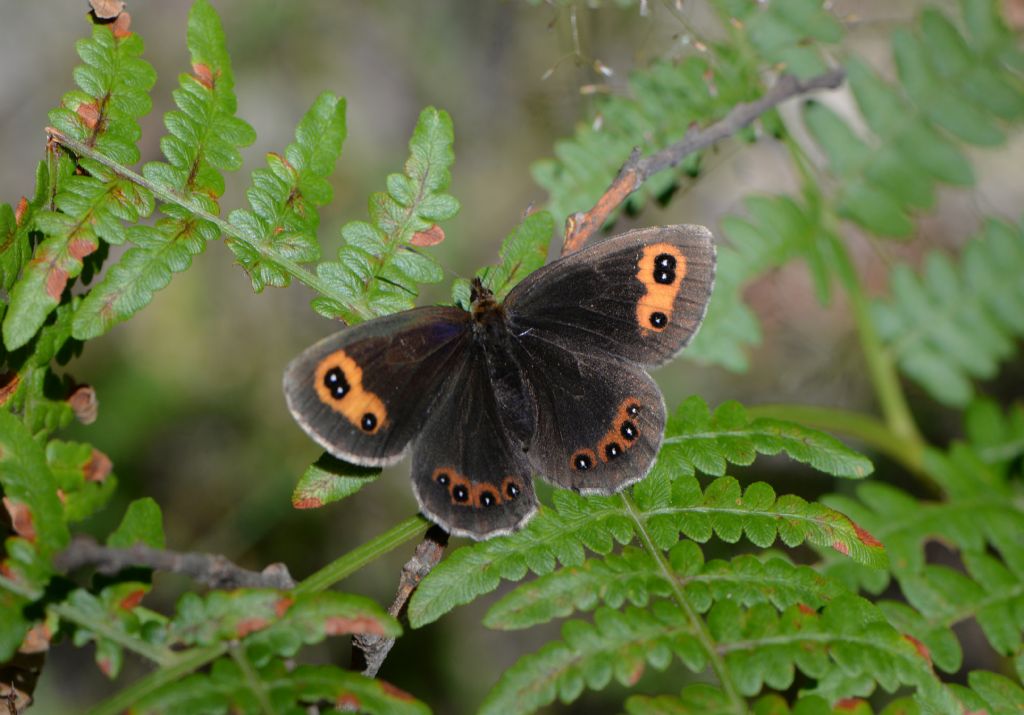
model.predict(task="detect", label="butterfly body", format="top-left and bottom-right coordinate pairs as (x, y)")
top-left (285, 225), bottom-right (715, 539)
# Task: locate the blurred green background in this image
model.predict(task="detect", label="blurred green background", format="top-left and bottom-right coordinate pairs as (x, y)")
top-left (1, 1), bottom-right (1022, 712)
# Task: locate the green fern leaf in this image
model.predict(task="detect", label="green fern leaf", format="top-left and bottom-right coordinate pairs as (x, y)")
top-left (0, 411), bottom-right (69, 660)
top-left (739, 0), bottom-right (842, 77)
top-left (71, 215), bottom-right (218, 339)
top-left (485, 542), bottom-right (843, 630)
top-left (964, 398), bottom-right (1024, 466)
top-left (625, 683), bottom-right (733, 715)
top-left (132, 655), bottom-right (427, 715)
top-left (45, 440), bottom-right (117, 524)
top-left (804, 2), bottom-right (1024, 238)
top-left (483, 546), bottom-right (671, 630)
top-left (288, 664), bottom-right (429, 715)
top-left (72, 0), bottom-right (255, 341)
top-left (411, 469), bottom-right (882, 627)
top-left (660, 396), bottom-right (873, 478)
top-left (290, 453), bottom-right (381, 509)
top-left (170, 588), bottom-right (396, 667)
top-left (480, 602), bottom-right (701, 715)
top-left (872, 218), bottom-right (1024, 407)
top-left (227, 92), bottom-right (346, 292)
top-left (2, 19), bottom-right (156, 349)
top-left (714, 596), bottom-right (959, 711)
top-left (4, 170), bottom-right (152, 350)
top-left (962, 671), bottom-right (1024, 713)
top-left (47, 24), bottom-right (156, 167)
top-left (243, 591), bottom-right (399, 666)
top-left (452, 210), bottom-right (554, 307)
top-left (532, 55), bottom-right (733, 229)
top-left (0, 411), bottom-right (70, 576)
top-left (315, 107), bottom-right (458, 323)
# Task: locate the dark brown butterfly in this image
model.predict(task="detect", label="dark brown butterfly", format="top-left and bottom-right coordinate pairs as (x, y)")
top-left (284, 225), bottom-right (715, 539)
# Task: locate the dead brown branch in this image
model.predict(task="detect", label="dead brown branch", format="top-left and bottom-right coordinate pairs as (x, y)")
top-left (561, 67), bottom-right (846, 255)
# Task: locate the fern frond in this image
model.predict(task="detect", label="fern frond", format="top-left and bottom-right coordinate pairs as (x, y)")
top-left (1, 20), bottom-right (156, 349)
top-left (871, 218), bottom-right (1024, 407)
top-left (661, 396), bottom-right (872, 478)
top-left (804, 3), bottom-right (1023, 238)
top-left (71, 0), bottom-right (255, 340)
top-left (480, 602), bottom-right (702, 715)
top-left (451, 210), bottom-right (554, 308)
top-left (290, 454), bottom-right (381, 509)
top-left (0, 411), bottom-right (70, 659)
top-left (484, 595), bottom-right (956, 715)
top-left (410, 469), bottom-right (882, 627)
top-left (227, 92), bottom-right (346, 292)
top-left (45, 440), bottom-right (117, 524)
top-left (485, 542), bottom-right (843, 630)
top-left (313, 107), bottom-right (458, 323)
top-left (131, 659), bottom-right (428, 715)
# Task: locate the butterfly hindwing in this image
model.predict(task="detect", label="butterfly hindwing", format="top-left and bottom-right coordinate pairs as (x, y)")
top-left (512, 333), bottom-right (666, 493)
top-left (504, 225), bottom-right (715, 366)
top-left (283, 307), bottom-right (471, 466)
top-left (411, 348), bottom-right (538, 539)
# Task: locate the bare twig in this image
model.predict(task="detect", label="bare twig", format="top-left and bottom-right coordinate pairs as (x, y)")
top-left (351, 526), bottom-right (449, 677)
top-left (54, 536), bottom-right (296, 590)
top-left (561, 67), bottom-right (846, 254)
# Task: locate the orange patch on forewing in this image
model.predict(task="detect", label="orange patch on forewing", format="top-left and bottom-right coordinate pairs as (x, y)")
top-left (313, 350), bottom-right (388, 434)
top-left (634, 243), bottom-right (687, 333)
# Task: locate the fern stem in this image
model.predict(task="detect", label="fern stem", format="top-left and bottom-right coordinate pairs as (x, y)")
top-left (619, 493), bottom-right (746, 714)
top-left (85, 515), bottom-right (428, 714)
top-left (829, 236), bottom-right (926, 464)
top-left (782, 133), bottom-right (928, 478)
top-left (293, 514), bottom-right (429, 596)
top-left (86, 643), bottom-right (227, 715)
top-left (229, 644), bottom-right (275, 715)
top-left (44, 127), bottom-right (362, 315)
top-left (49, 600), bottom-right (178, 667)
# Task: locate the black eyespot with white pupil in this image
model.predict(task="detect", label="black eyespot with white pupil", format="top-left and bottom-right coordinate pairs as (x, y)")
top-left (605, 442), bottom-right (623, 460)
top-left (453, 485), bottom-right (469, 502)
top-left (360, 413), bottom-right (377, 432)
top-left (324, 367), bottom-right (349, 399)
top-left (436, 472), bottom-right (450, 486)
top-left (650, 312), bottom-right (668, 328)
top-left (627, 403), bottom-right (641, 417)
top-left (506, 482), bottom-right (520, 499)
top-left (480, 491), bottom-right (497, 508)
top-left (620, 421), bottom-right (638, 441)
top-left (573, 453), bottom-right (593, 471)
top-left (653, 253), bottom-right (676, 284)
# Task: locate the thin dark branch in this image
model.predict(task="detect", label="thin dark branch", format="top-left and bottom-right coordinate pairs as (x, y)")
top-left (561, 67), bottom-right (846, 255)
top-left (54, 536), bottom-right (296, 590)
top-left (351, 526), bottom-right (449, 676)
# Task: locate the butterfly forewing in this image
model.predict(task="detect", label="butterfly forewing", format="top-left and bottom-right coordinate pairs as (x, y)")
top-left (504, 225), bottom-right (715, 366)
top-left (283, 306), bottom-right (471, 467)
top-left (411, 350), bottom-right (538, 539)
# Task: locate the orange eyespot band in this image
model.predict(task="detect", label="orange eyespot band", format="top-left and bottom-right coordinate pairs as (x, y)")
top-left (314, 350), bottom-right (388, 434)
top-left (635, 243), bottom-right (687, 333)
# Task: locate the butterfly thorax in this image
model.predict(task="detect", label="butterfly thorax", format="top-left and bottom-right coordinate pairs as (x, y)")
top-left (469, 277), bottom-right (537, 448)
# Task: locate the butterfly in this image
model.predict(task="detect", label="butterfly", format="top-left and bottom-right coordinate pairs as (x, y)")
top-left (284, 225), bottom-right (716, 539)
